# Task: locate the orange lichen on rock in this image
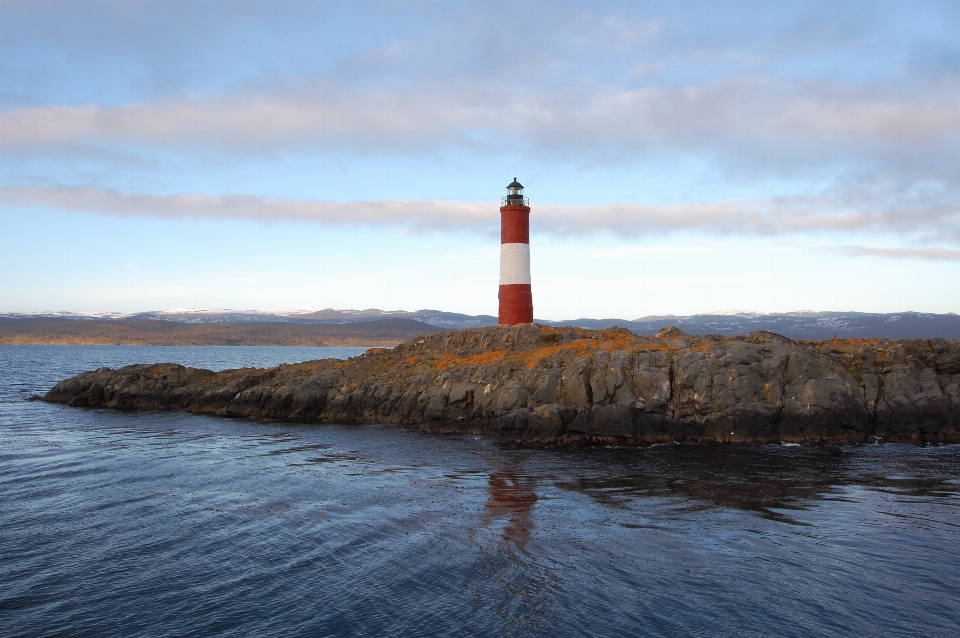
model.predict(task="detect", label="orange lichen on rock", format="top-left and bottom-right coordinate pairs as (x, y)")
top-left (522, 339), bottom-right (601, 368)
top-left (687, 341), bottom-right (716, 354)
top-left (432, 349), bottom-right (509, 370)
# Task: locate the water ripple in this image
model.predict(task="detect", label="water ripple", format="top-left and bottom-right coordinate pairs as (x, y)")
top-left (2, 346), bottom-right (959, 637)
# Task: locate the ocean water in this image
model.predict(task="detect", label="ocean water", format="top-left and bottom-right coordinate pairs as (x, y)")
top-left (1, 345), bottom-right (959, 637)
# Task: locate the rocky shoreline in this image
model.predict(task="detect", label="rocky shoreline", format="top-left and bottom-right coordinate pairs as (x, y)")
top-left (43, 325), bottom-right (960, 446)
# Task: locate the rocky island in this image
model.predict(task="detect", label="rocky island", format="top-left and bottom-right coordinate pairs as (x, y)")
top-left (43, 325), bottom-right (960, 445)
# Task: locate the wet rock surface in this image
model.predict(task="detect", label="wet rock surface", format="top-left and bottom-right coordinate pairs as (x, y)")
top-left (44, 325), bottom-right (960, 445)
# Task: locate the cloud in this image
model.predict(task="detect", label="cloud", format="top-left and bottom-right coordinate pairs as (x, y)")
top-left (831, 245), bottom-right (960, 261)
top-left (3, 184), bottom-right (956, 243)
top-left (2, 78), bottom-right (958, 164)
top-left (0, 97), bottom-right (324, 152)
top-left (0, 184), bottom-right (491, 231)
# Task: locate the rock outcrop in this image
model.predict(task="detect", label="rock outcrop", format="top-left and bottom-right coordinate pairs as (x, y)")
top-left (43, 325), bottom-right (960, 445)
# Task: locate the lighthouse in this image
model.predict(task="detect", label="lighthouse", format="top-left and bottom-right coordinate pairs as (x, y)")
top-left (498, 178), bottom-right (533, 325)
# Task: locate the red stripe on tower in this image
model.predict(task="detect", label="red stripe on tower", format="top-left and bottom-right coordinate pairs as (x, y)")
top-left (498, 178), bottom-right (533, 325)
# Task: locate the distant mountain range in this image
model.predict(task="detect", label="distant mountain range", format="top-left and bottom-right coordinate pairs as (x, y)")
top-left (1, 308), bottom-right (498, 328)
top-left (2, 308), bottom-right (958, 341)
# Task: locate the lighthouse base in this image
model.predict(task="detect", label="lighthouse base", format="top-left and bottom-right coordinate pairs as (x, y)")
top-left (498, 284), bottom-right (533, 325)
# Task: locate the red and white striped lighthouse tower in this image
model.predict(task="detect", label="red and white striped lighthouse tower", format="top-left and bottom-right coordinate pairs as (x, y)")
top-left (498, 178), bottom-right (533, 325)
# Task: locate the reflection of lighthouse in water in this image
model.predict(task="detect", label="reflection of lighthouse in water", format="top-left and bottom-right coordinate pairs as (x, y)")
top-left (465, 469), bottom-right (543, 620)
top-left (484, 470), bottom-right (537, 550)
top-left (498, 178), bottom-right (533, 325)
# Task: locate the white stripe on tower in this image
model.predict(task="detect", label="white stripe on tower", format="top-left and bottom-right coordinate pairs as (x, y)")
top-left (499, 243), bottom-right (531, 285)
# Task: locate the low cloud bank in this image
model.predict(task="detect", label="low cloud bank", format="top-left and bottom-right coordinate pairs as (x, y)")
top-left (2, 184), bottom-right (957, 254)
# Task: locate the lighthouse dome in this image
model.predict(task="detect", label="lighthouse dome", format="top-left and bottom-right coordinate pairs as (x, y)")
top-left (504, 177), bottom-right (528, 205)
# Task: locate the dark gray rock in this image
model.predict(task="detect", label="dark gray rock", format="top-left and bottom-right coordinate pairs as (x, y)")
top-left (43, 325), bottom-right (960, 446)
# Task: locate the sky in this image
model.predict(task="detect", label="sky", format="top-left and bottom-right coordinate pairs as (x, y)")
top-left (0, 0), bottom-right (958, 319)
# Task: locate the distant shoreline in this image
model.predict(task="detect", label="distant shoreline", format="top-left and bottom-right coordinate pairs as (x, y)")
top-left (0, 340), bottom-right (386, 347)
top-left (4, 310), bottom-right (959, 340)
top-left (0, 317), bottom-right (445, 347)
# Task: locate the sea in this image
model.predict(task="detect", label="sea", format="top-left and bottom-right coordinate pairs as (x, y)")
top-left (2, 345), bottom-right (959, 637)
